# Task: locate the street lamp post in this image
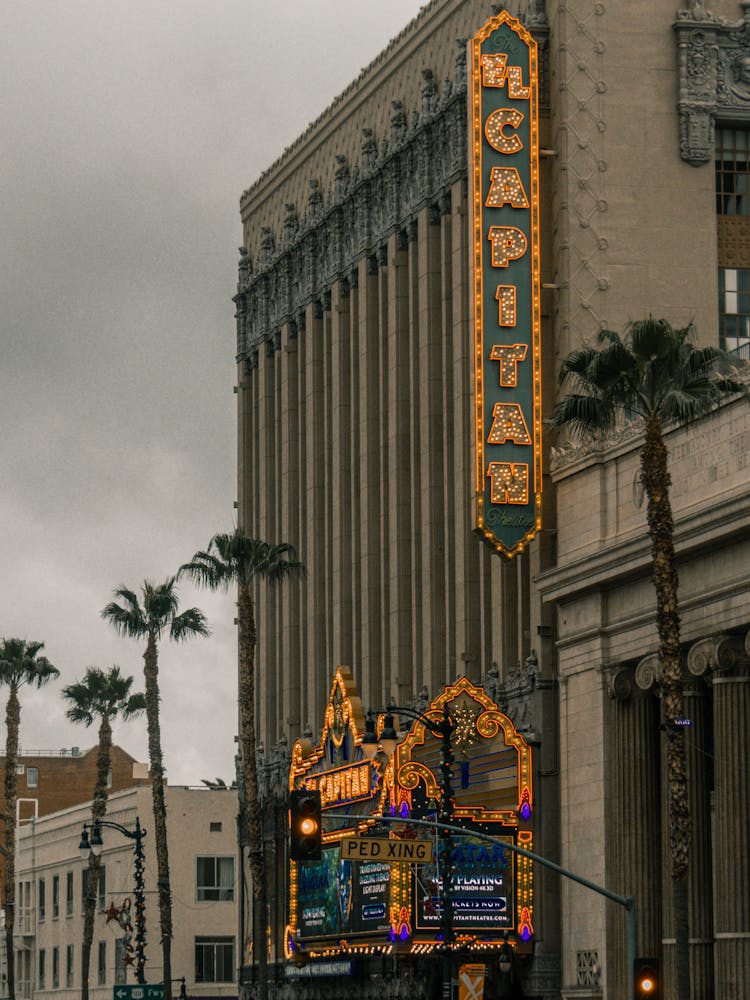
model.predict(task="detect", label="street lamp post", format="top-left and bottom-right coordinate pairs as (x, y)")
top-left (80, 817), bottom-right (147, 983)
top-left (362, 703), bottom-right (455, 1000)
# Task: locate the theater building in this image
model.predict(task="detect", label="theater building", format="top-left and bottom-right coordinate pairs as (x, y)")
top-left (234, 1), bottom-right (750, 997)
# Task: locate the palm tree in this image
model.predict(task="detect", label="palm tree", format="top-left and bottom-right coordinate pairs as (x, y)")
top-left (101, 579), bottom-right (207, 1000)
top-left (550, 317), bottom-right (746, 1000)
top-left (62, 666), bottom-right (145, 1000)
top-left (0, 639), bottom-right (59, 1000)
top-left (180, 532), bottom-right (304, 1000)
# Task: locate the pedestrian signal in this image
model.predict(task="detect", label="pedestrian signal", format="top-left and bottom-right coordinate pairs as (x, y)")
top-left (289, 789), bottom-right (322, 861)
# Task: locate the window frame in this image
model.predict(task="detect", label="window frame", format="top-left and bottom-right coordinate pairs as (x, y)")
top-left (194, 937), bottom-right (235, 983)
top-left (196, 856), bottom-right (235, 902)
top-left (98, 940), bottom-right (106, 986)
top-left (66, 943), bottom-right (74, 989)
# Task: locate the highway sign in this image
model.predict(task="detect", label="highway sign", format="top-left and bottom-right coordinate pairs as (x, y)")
top-left (341, 837), bottom-right (434, 862)
top-left (113, 986), bottom-right (164, 1000)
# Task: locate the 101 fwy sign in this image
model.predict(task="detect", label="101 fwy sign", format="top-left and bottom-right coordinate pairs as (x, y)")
top-left (341, 837), bottom-right (434, 863)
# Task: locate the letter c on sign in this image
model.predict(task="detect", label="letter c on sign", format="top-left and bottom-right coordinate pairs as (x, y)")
top-left (484, 108), bottom-right (524, 155)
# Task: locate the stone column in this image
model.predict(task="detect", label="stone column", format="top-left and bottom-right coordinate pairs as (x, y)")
top-left (684, 639), bottom-right (716, 997)
top-left (607, 662), bottom-right (661, 1000)
top-left (709, 634), bottom-right (750, 998)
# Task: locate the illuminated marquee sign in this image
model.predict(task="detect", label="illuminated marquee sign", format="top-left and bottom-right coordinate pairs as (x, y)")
top-left (470, 12), bottom-right (542, 557)
top-left (288, 670), bottom-right (535, 957)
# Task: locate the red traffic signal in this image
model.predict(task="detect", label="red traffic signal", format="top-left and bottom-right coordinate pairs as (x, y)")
top-left (634, 958), bottom-right (660, 999)
top-left (289, 789), bottom-right (322, 861)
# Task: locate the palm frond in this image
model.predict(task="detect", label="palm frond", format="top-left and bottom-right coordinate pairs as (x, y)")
top-left (548, 393), bottom-right (617, 438)
top-left (170, 607), bottom-right (209, 642)
top-left (0, 638), bottom-right (58, 689)
top-left (179, 549), bottom-right (231, 590)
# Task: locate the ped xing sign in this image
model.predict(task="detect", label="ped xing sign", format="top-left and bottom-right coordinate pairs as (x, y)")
top-left (341, 836), bottom-right (434, 863)
top-left (470, 12), bottom-right (542, 557)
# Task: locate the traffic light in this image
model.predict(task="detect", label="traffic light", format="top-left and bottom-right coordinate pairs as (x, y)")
top-left (634, 958), bottom-right (660, 999)
top-left (289, 789), bottom-right (322, 861)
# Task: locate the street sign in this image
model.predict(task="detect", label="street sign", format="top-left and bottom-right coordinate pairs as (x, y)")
top-left (341, 837), bottom-right (434, 862)
top-left (113, 986), bottom-right (164, 1000)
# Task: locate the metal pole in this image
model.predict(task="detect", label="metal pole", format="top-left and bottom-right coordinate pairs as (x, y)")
top-left (627, 897), bottom-right (636, 1000)
top-left (327, 811), bottom-right (638, 982)
top-left (438, 704), bottom-right (454, 1000)
top-left (86, 818), bottom-right (148, 983)
top-left (132, 818), bottom-right (147, 983)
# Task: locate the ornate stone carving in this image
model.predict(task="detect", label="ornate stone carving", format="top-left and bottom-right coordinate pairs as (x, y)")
top-left (360, 128), bottom-right (378, 175)
top-left (675, 2), bottom-right (750, 165)
top-left (635, 653), bottom-right (662, 690)
top-left (688, 633), bottom-right (748, 675)
top-left (237, 63), bottom-right (468, 360)
top-left (608, 665), bottom-right (634, 701)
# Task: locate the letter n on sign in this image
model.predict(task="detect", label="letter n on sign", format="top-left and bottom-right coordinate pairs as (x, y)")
top-left (470, 12), bottom-right (542, 557)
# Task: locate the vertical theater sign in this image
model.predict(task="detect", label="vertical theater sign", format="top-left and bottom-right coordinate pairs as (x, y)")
top-left (471, 12), bottom-right (542, 557)
top-left (286, 668), bottom-right (534, 972)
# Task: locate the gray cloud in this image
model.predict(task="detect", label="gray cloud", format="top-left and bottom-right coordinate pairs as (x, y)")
top-left (1, 0), bottom-right (425, 783)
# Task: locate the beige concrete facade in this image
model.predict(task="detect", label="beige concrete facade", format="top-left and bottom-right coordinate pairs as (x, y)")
top-left (14, 786), bottom-right (239, 1000)
top-left (236, 0), bottom-right (750, 996)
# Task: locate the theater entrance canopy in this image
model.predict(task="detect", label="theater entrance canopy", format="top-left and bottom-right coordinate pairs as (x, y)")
top-left (286, 668), bottom-right (534, 966)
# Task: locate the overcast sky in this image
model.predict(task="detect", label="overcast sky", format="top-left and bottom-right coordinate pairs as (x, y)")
top-left (0, 1), bottom-right (426, 786)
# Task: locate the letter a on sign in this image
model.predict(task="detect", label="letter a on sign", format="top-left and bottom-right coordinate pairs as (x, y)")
top-left (470, 11), bottom-right (541, 557)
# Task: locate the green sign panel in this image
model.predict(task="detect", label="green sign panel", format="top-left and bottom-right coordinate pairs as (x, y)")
top-left (470, 13), bottom-right (542, 557)
top-left (113, 986), bottom-right (164, 1000)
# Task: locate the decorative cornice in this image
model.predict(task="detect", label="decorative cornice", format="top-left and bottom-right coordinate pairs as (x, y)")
top-left (235, 79), bottom-right (468, 362)
top-left (674, 0), bottom-right (750, 164)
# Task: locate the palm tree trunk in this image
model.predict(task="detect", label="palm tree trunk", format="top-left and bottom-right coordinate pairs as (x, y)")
top-left (641, 413), bottom-right (690, 1000)
top-left (82, 859), bottom-right (101, 1000)
top-left (238, 582), bottom-right (268, 1000)
top-left (82, 716), bottom-right (113, 1000)
top-left (143, 636), bottom-right (172, 1000)
top-left (4, 686), bottom-right (19, 1000)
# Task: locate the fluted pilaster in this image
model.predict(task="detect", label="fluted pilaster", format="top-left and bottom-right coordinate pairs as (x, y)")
top-left (707, 635), bottom-right (750, 998)
top-left (682, 665), bottom-right (713, 997)
top-left (608, 665), bottom-right (661, 1000)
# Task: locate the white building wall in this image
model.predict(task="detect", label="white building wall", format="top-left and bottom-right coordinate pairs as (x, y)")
top-left (14, 786), bottom-right (239, 1000)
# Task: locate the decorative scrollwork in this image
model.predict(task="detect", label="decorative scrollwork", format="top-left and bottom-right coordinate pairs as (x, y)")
top-left (635, 653), bottom-right (661, 690)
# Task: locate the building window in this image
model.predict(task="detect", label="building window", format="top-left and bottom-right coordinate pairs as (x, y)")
top-left (38, 949), bottom-right (45, 991)
top-left (106, 768), bottom-right (113, 788)
top-left (52, 875), bottom-right (59, 919)
top-left (66, 944), bottom-right (74, 988)
top-left (718, 267), bottom-right (750, 353)
top-left (26, 767), bottom-right (38, 788)
top-left (195, 937), bottom-right (234, 983)
top-left (38, 878), bottom-right (45, 921)
top-left (196, 857), bottom-right (234, 901)
top-left (66, 871), bottom-right (73, 917)
top-left (52, 948), bottom-right (59, 990)
top-left (114, 940), bottom-right (127, 986)
top-left (716, 127), bottom-right (750, 354)
top-left (98, 941), bottom-right (106, 986)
